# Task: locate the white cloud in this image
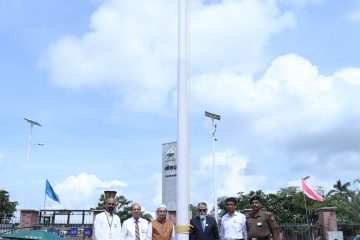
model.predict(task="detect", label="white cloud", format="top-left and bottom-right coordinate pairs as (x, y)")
top-left (47, 173), bottom-right (127, 209)
top-left (254, 54), bottom-right (339, 134)
top-left (39, 0), bottom-right (178, 113)
top-left (335, 67), bottom-right (360, 86)
top-left (196, 149), bottom-right (267, 198)
top-left (191, 53), bottom-right (360, 187)
top-left (190, 0), bottom-right (295, 74)
top-left (39, 0), bottom-right (295, 114)
top-left (193, 53), bottom-right (360, 141)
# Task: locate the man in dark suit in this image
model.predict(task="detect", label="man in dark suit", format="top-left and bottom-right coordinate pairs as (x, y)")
top-left (189, 202), bottom-right (219, 240)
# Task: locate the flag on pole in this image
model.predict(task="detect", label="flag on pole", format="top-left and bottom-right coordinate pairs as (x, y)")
top-left (301, 178), bottom-right (324, 202)
top-left (45, 179), bottom-right (60, 203)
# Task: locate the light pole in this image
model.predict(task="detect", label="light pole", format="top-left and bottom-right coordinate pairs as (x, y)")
top-left (23, 118), bottom-right (42, 209)
top-left (302, 176), bottom-right (312, 240)
top-left (205, 111), bottom-right (221, 222)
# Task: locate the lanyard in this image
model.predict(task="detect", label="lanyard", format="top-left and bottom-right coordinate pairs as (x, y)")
top-left (105, 212), bottom-right (114, 235)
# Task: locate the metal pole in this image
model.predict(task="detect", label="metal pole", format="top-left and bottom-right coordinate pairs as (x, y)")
top-left (302, 177), bottom-right (312, 240)
top-left (176, 0), bottom-right (190, 239)
top-left (211, 119), bottom-right (218, 222)
top-left (303, 192), bottom-right (312, 240)
top-left (23, 118), bottom-right (42, 209)
top-left (205, 111), bottom-right (220, 222)
top-left (23, 124), bottom-right (33, 209)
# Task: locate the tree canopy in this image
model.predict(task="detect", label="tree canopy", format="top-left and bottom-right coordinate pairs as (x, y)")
top-left (214, 178), bottom-right (360, 223)
top-left (0, 189), bottom-right (18, 223)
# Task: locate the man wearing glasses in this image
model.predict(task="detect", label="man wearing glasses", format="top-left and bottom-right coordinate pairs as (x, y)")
top-left (220, 197), bottom-right (247, 240)
top-left (189, 202), bottom-right (219, 240)
top-left (246, 196), bottom-right (279, 240)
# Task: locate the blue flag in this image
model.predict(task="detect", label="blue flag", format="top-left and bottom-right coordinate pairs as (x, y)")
top-left (45, 179), bottom-right (60, 203)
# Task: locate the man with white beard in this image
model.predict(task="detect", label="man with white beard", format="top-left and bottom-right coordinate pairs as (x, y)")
top-left (189, 202), bottom-right (219, 240)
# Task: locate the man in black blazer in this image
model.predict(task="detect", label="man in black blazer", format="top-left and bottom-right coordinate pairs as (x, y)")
top-left (189, 202), bottom-right (219, 240)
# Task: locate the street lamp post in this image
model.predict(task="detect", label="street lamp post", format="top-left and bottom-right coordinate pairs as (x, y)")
top-left (23, 118), bottom-right (42, 209)
top-left (302, 176), bottom-right (312, 240)
top-left (205, 111), bottom-right (221, 222)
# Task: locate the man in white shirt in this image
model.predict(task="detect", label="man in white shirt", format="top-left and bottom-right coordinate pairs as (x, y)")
top-left (121, 203), bottom-right (149, 240)
top-left (220, 197), bottom-right (247, 240)
top-left (93, 197), bottom-right (122, 240)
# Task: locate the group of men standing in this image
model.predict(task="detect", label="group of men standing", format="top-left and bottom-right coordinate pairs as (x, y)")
top-left (189, 197), bottom-right (279, 240)
top-left (93, 198), bottom-right (174, 240)
top-left (93, 196), bottom-right (279, 240)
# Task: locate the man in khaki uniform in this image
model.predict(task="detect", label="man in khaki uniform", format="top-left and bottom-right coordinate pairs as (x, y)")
top-left (246, 196), bottom-right (279, 240)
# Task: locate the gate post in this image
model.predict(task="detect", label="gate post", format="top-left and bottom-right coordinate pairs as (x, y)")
top-left (19, 209), bottom-right (39, 231)
top-left (317, 207), bottom-right (337, 240)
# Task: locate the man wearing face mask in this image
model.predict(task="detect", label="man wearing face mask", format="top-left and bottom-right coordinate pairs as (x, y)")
top-left (189, 202), bottom-right (219, 240)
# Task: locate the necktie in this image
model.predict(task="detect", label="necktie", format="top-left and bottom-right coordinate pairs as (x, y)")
top-left (202, 219), bottom-right (205, 232)
top-left (135, 220), bottom-right (140, 240)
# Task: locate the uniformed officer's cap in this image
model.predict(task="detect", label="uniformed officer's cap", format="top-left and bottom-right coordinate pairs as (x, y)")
top-left (250, 195), bottom-right (262, 203)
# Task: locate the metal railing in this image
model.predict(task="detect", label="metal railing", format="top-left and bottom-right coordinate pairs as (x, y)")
top-left (278, 220), bottom-right (360, 240)
top-left (278, 220), bottom-right (320, 240)
top-left (2, 220), bottom-right (360, 240)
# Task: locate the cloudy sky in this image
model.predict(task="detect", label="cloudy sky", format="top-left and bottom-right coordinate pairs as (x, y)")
top-left (1, 0), bottom-right (360, 217)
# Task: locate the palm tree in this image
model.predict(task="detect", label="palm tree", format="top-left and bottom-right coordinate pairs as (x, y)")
top-left (327, 179), bottom-right (352, 202)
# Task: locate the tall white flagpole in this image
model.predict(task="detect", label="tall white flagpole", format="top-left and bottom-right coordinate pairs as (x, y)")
top-left (176, 0), bottom-right (190, 239)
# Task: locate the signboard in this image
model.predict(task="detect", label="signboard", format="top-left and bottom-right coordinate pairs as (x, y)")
top-left (162, 142), bottom-right (177, 211)
top-left (70, 228), bottom-right (78, 237)
top-left (84, 228), bottom-right (93, 237)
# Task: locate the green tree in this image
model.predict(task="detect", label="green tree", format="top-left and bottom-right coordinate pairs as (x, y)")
top-left (217, 187), bottom-right (326, 223)
top-left (0, 189), bottom-right (18, 223)
top-left (346, 179), bottom-right (360, 222)
top-left (189, 204), bottom-right (198, 218)
top-left (349, 193), bottom-right (360, 221)
top-left (216, 178), bottom-right (360, 224)
top-left (92, 194), bottom-right (152, 222)
top-left (272, 186), bottom-right (308, 222)
top-left (327, 180), bottom-right (352, 202)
